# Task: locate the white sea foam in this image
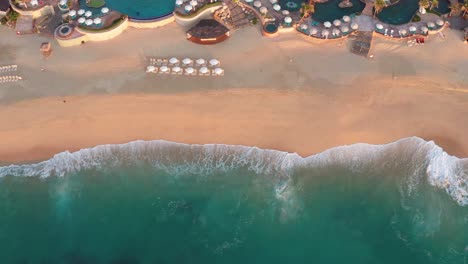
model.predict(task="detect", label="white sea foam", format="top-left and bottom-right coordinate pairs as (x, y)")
top-left (0, 137), bottom-right (466, 206)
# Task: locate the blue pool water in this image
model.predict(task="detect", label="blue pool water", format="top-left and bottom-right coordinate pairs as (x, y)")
top-left (312, 0), bottom-right (365, 22)
top-left (82, 0), bottom-right (175, 20)
top-left (377, 0), bottom-right (419, 25)
top-left (265, 23), bottom-right (278, 33)
top-left (434, 0), bottom-right (451, 15)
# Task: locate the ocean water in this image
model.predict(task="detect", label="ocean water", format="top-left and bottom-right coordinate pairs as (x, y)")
top-left (0, 137), bottom-right (467, 263)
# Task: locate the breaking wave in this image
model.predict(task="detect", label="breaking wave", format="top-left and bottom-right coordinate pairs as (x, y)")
top-left (0, 137), bottom-right (466, 206)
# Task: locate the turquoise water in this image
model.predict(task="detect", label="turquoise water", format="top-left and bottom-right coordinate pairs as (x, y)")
top-left (90, 0), bottom-right (175, 19)
top-left (434, 0), bottom-right (451, 15)
top-left (312, 0), bottom-right (365, 22)
top-left (377, 0), bottom-right (419, 25)
top-left (265, 23), bottom-right (278, 33)
top-left (0, 138), bottom-right (467, 263)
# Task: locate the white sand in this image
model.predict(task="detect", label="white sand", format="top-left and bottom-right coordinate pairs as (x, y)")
top-left (0, 23), bottom-right (467, 162)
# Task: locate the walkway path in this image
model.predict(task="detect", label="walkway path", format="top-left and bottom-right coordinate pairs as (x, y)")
top-left (362, 0), bottom-right (374, 17)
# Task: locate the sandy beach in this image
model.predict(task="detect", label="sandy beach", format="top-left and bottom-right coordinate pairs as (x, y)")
top-left (0, 23), bottom-right (467, 163)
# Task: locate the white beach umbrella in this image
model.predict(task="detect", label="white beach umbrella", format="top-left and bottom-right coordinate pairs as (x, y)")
top-left (419, 6), bottom-right (426, 14)
top-left (273, 4), bottom-right (281, 11)
top-left (427, 22), bottom-right (435, 28)
top-left (376, 23), bottom-right (383, 30)
top-left (78, 17), bottom-right (86, 24)
top-left (101, 7), bottom-right (109, 14)
top-left (282, 10), bottom-right (289, 15)
top-left (93, 17), bottom-right (102, 25)
top-left (333, 19), bottom-right (341, 27)
top-left (199, 67), bottom-right (209, 74)
top-left (85, 11), bottom-right (92, 18)
top-left (85, 19), bottom-right (93, 26)
top-left (190, 0), bottom-right (198, 6)
top-left (160, 65), bottom-right (169, 72)
top-left (436, 19), bottom-right (444, 26)
top-left (284, 16), bottom-right (292, 24)
top-left (260, 6), bottom-right (267, 14)
top-left (322, 29), bottom-right (329, 37)
top-left (172, 66), bottom-right (181, 73)
top-left (253, 1), bottom-right (261, 8)
top-left (78, 9), bottom-right (85, 16)
top-left (269, 0), bottom-right (277, 4)
top-left (332, 28), bottom-right (340, 36)
top-left (245, 0), bottom-right (253, 3)
top-left (310, 27), bottom-right (318, 35)
top-left (68, 10), bottom-right (76, 17)
top-left (300, 24), bottom-right (308, 30)
top-left (59, 0), bottom-right (66, 6)
top-left (184, 5), bottom-right (193, 12)
top-left (182, 58), bottom-right (192, 65)
top-left (169, 57), bottom-right (179, 64)
top-left (209, 59), bottom-right (219, 66)
top-left (342, 15), bottom-right (350, 23)
top-left (214, 68), bottom-right (224, 75)
top-left (323, 21), bottom-right (331, 28)
top-left (340, 25), bottom-right (349, 33)
top-left (185, 67), bottom-right (195, 74)
top-left (196, 58), bottom-right (205, 65)
top-left (146, 65), bottom-right (156, 73)
top-left (350, 22), bottom-right (358, 30)
top-left (420, 26), bottom-right (428, 33)
top-left (409, 26), bottom-right (417, 32)
top-left (175, 0), bottom-right (183, 5)
top-left (399, 29), bottom-right (407, 36)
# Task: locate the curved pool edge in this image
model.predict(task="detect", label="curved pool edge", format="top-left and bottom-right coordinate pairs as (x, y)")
top-left (128, 13), bottom-right (175, 29)
top-left (55, 13), bottom-right (177, 47)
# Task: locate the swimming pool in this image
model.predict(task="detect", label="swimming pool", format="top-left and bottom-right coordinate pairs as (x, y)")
top-left (81, 0), bottom-right (175, 20)
top-left (312, 0), bottom-right (365, 22)
top-left (376, 0), bottom-right (419, 25)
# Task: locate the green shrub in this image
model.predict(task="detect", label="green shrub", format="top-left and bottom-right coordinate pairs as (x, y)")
top-left (412, 14), bottom-right (421, 22)
top-left (252, 17), bottom-right (258, 25)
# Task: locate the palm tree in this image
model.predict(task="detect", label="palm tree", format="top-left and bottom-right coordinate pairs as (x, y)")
top-left (462, 0), bottom-right (468, 17)
top-left (450, 2), bottom-right (460, 16)
top-left (419, 0), bottom-right (430, 8)
top-left (300, 0), bottom-right (315, 18)
top-left (430, 0), bottom-right (439, 10)
top-left (374, 0), bottom-right (386, 17)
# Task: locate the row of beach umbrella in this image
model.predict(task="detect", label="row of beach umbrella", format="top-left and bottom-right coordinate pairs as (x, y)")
top-left (77, 17), bottom-right (102, 26)
top-left (177, 0), bottom-right (199, 12)
top-left (0, 76), bottom-right (22, 83)
top-left (246, 0), bottom-right (290, 15)
top-left (150, 57), bottom-right (221, 67)
top-left (0, 65), bottom-right (18, 73)
top-left (146, 65), bottom-right (224, 76)
top-left (68, 7), bottom-right (110, 20)
top-left (374, 19), bottom-right (444, 37)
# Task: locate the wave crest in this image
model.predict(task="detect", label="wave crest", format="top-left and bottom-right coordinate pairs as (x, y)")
top-left (0, 137), bottom-right (466, 206)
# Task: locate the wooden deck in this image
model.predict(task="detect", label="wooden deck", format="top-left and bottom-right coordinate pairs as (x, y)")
top-left (350, 31), bottom-right (374, 58)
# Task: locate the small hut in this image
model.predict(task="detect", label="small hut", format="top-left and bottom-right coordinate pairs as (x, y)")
top-left (186, 19), bottom-right (230, 45)
top-left (40, 42), bottom-right (52, 57)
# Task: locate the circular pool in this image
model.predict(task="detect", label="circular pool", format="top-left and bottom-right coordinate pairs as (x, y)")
top-left (265, 23), bottom-right (278, 32)
top-left (81, 0), bottom-right (175, 20)
top-left (263, 23), bottom-right (279, 37)
top-left (57, 24), bottom-right (74, 37)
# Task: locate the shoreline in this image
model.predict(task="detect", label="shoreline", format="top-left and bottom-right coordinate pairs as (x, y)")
top-left (0, 81), bottom-right (467, 164)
